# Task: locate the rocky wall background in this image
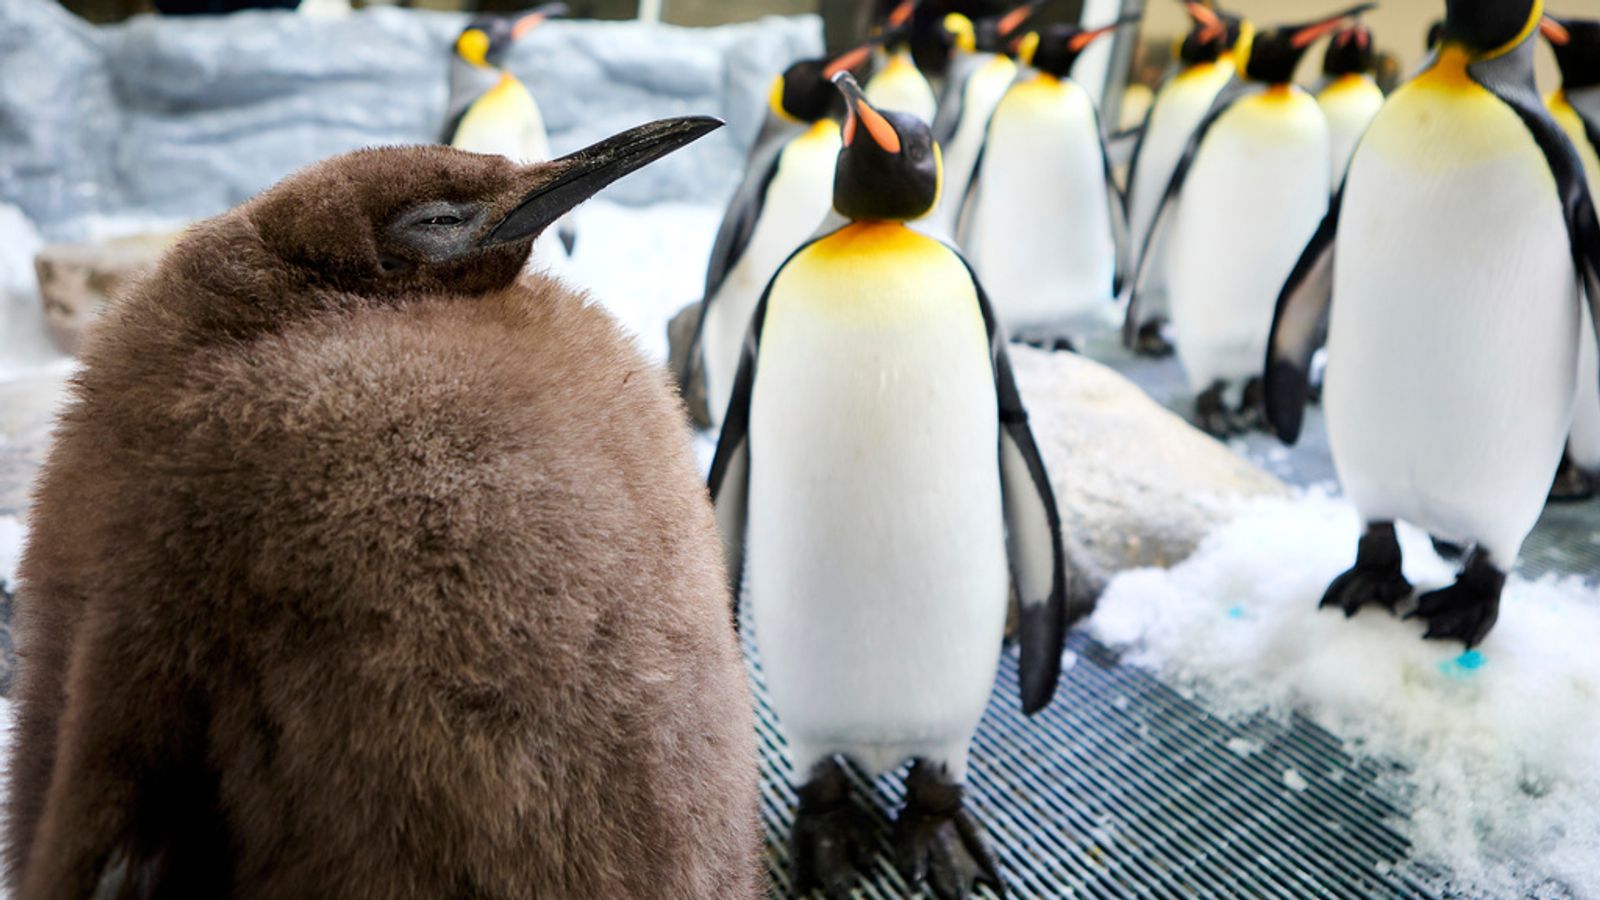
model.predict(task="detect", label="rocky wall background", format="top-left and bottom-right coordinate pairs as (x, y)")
top-left (0, 0), bottom-right (823, 240)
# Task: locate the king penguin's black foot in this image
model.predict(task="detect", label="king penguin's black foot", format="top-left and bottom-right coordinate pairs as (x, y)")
top-left (1232, 377), bottom-right (1267, 433)
top-left (1405, 548), bottom-right (1505, 647)
top-left (1549, 455), bottom-right (1598, 503)
top-left (791, 760), bottom-right (874, 899)
top-left (1430, 536), bottom-right (1467, 562)
top-left (893, 761), bottom-right (1004, 900)
top-left (1194, 382), bottom-right (1234, 438)
top-left (1321, 522), bottom-right (1412, 618)
top-left (1133, 320), bottom-right (1174, 358)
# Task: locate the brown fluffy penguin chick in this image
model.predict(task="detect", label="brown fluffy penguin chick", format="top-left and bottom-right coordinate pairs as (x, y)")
top-left (6, 118), bottom-right (764, 900)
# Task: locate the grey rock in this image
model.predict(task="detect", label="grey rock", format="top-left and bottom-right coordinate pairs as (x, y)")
top-left (34, 230), bottom-right (180, 353)
top-left (1010, 345), bottom-right (1289, 589)
top-left (0, 0), bottom-right (822, 238)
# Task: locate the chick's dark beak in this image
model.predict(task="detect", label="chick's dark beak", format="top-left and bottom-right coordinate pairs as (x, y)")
top-left (484, 116), bottom-right (724, 247)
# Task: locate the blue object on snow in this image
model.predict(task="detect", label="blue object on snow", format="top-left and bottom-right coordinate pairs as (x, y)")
top-left (1439, 649), bottom-right (1486, 678)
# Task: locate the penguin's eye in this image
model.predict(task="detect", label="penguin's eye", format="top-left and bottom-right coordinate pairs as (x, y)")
top-left (423, 215), bottom-right (463, 227)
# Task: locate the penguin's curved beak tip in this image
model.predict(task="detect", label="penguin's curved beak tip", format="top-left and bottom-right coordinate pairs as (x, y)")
top-left (484, 116), bottom-right (723, 247)
top-left (831, 72), bottom-right (903, 154)
top-left (1291, 4), bottom-right (1377, 50)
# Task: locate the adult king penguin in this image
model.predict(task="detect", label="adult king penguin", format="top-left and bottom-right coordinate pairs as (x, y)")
top-left (926, 2), bottom-right (1038, 238)
top-left (1317, 20), bottom-right (1386, 185)
top-left (1544, 15), bottom-right (1600, 501)
top-left (1265, 1), bottom-right (1600, 646)
top-left (709, 73), bottom-right (1070, 898)
top-left (960, 20), bottom-right (1132, 348)
top-left (1129, 4), bottom-right (1371, 436)
top-left (443, 4), bottom-right (575, 264)
top-left (685, 44), bottom-right (873, 428)
top-left (867, 1), bottom-right (941, 123)
top-left (5, 118), bottom-right (766, 898)
top-left (1122, 0), bottom-right (1251, 358)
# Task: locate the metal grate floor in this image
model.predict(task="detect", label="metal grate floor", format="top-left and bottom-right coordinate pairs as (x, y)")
top-left (748, 343), bottom-right (1596, 898)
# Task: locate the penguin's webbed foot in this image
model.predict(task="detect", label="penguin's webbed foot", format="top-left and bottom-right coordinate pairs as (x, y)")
top-left (1405, 548), bottom-right (1505, 647)
top-left (1549, 456), bottom-right (1598, 504)
top-left (791, 760), bottom-right (875, 900)
top-left (1194, 383), bottom-right (1235, 438)
top-left (1321, 522), bottom-right (1411, 618)
top-left (1231, 377), bottom-right (1267, 433)
top-left (893, 761), bottom-right (1003, 900)
top-left (1132, 320), bottom-right (1174, 358)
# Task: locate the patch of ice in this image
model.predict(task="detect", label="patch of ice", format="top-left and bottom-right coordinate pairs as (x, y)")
top-left (1091, 491), bottom-right (1600, 896)
top-left (1282, 768), bottom-right (1309, 792)
top-left (1224, 737), bottom-right (1260, 756)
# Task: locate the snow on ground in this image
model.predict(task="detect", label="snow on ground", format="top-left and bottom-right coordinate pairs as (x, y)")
top-left (1092, 491), bottom-right (1600, 896)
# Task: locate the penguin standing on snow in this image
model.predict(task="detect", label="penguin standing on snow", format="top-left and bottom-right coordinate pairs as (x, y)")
top-left (1317, 20), bottom-right (1386, 185)
top-left (1265, 0), bottom-right (1600, 646)
top-left (443, 5), bottom-right (575, 264)
top-left (926, 3), bottom-right (1038, 238)
top-left (1122, 1), bottom-right (1251, 358)
top-left (959, 20), bottom-right (1132, 348)
top-left (1544, 14), bottom-right (1600, 501)
top-left (683, 46), bottom-right (874, 428)
top-left (5, 118), bottom-right (766, 898)
top-left (1128, 4), bottom-right (1371, 436)
top-left (867, 1), bottom-right (941, 124)
top-left (709, 72), bottom-right (1070, 898)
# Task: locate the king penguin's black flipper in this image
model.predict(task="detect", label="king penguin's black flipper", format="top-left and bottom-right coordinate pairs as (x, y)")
top-left (1122, 77), bottom-right (1254, 347)
top-left (680, 147), bottom-right (787, 396)
top-left (706, 235), bottom-right (823, 612)
top-left (1264, 190), bottom-right (1342, 445)
top-left (956, 255), bottom-right (1070, 716)
top-left (1099, 124), bottom-right (1132, 298)
top-left (1469, 41), bottom-right (1600, 399)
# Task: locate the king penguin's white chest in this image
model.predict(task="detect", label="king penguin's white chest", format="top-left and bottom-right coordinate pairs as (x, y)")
top-left (745, 222), bottom-right (1010, 771)
top-left (1167, 86), bottom-right (1330, 390)
top-left (450, 73), bottom-right (549, 163)
top-left (967, 74), bottom-right (1115, 329)
top-left (1326, 55), bottom-right (1579, 561)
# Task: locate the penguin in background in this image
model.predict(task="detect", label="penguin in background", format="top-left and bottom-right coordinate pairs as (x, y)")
top-left (1317, 20), bottom-right (1386, 185)
top-left (5, 118), bottom-right (768, 898)
top-left (1544, 14), bottom-right (1600, 501)
top-left (1122, 0), bottom-right (1252, 358)
top-left (444, 4), bottom-right (576, 265)
top-left (959, 19), bottom-right (1133, 349)
top-left (1128, 4), bottom-right (1371, 437)
top-left (683, 44), bottom-right (874, 429)
top-left (1265, 1), bottom-right (1600, 647)
top-left (867, 0), bottom-right (942, 124)
top-left (709, 72), bottom-right (1070, 898)
top-left (926, 2), bottom-right (1040, 239)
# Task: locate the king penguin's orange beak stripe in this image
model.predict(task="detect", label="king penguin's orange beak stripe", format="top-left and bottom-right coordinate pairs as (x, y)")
top-left (1541, 16), bottom-right (1572, 46)
top-left (833, 72), bottom-right (902, 154)
top-left (1069, 23), bottom-right (1119, 52)
top-left (824, 43), bottom-right (875, 79)
top-left (1291, 4), bottom-right (1376, 50)
top-left (1186, 2), bottom-right (1225, 43)
top-left (888, 0), bottom-right (916, 29)
top-left (997, 2), bottom-right (1036, 38)
top-left (512, 12), bottom-right (546, 39)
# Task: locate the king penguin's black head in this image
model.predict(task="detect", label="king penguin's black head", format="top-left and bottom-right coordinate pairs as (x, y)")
top-left (1177, 2), bottom-right (1233, 66)
top-left (1442, 0), bottom-right (1541, 58)
top-left (946, 2), bottom-right (1040, 57)
top-left (1323, 22), bottom-right (1377, 76)
top-left (1021, 19), bottom-right (1134, 78)
top-left (829, 72), bottom-right (940, 222)
top-left (454, 3), bottom-right (566, 70)
top-left (1243, 4), bottom-right (1375, 84)
top-left (1544, 16), bottom-right (1600, 91)
top-left (771, 43), bottom-right (874, 124)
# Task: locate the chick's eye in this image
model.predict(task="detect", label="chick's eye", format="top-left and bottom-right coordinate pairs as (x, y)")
top-left (423, 215), bottom-right (463, 226)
